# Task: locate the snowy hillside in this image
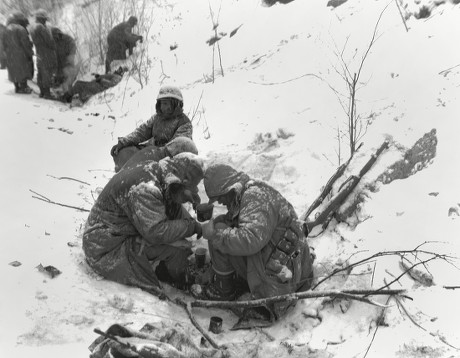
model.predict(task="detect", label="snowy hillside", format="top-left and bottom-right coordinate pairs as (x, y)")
top-left (1, 0), bottom-right (459, 357)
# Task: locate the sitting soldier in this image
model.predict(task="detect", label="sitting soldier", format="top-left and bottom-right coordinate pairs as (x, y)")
top-left (118, 136), bottom-right (198, 172)
top-left (82, 153), bottom-right (204, 291)
top-left (201, 163), bottom-right (314, 320)
top-left (110, 85), bottom-right (194, 171)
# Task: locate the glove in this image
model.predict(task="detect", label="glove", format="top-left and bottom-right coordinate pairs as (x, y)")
top-left (138, 35), bottom-right (143, 43)
top-left (194, 221), bottom-right (202, 239)
top-left (202, 220), bottom-right (216, 240)
top-left (186, 219), bottom-right (202, 239)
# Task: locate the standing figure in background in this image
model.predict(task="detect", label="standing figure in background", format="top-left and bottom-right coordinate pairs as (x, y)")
top-left (2, 11), bottom-right (34, 93)
top-left (30, 9), bottom-right (57, 99)
top-left (51, 27), bottom-right (77, 94)
top-left (0, 20), bottom-right (7, 69)
top-left (110, 85), bottom-right (194, 172)
top-left (105, 15), bottom-right (143, 74)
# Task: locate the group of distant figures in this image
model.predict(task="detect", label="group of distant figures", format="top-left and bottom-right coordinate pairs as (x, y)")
top-left (0, 9), bottom-right (142, 104)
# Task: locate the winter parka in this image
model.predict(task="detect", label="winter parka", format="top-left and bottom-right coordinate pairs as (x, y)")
top-left (106, 21), bottom-right (141, 61)
top-left (30, 20), bottom-right (57, 87)
top-left (204, 163), bottom-right (314, 318)
top-left (83, 153), bottom-right (205, 291)
top-left (3, 14), bottom-right (34, 83)
top-left (51, 27), bottom-right (76, 79)
top-left (0, 23), bottom-right (7, 68)
top-left (118, 105), bottom-right (193, 148)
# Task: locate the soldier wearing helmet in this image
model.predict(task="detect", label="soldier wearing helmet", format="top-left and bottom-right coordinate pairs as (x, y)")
top-left (30, 9), bottom-right (57, 99)
top-left (2, 11), bottom-right (34, 93)
top-left (105, 15), bottom-right (143, 74)
top-left (110, 85), bottom-right (195, 172)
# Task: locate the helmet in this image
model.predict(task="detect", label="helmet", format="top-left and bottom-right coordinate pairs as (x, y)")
top-left (34, 9), bottom-right (49, 20)
top-left (157, 85), bottom-right (183, 102)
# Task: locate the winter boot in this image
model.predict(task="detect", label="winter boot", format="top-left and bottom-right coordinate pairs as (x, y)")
top-left (16, 82), bottom-right (32, 94)
top-left (41, 87), bottom-right (54, 100)
top-left (204, 269), bottom-right (237, 301)
top-left (14, 82), bottom-right (20, 93)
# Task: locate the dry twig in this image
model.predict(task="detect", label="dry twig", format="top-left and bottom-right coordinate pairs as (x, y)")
top-left (30, 189), bottom-right (90, 212)
top-left (175, 298), bottom-right (222, 350)
top-left (46, 174), bottom-right (90, 186)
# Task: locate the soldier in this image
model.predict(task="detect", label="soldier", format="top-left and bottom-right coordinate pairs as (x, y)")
top-left (201, 163), bottom-right (314, 319)
top-left (2, 11), bottom-right (34, 93)
top-left (51, 27), bottom-right (77, 93)
top-left (110, 85), bottom-right (194, 171)
top-left (82, 153), bottom-right (204, 291)
top-left (30, 9), bottom-right (57, 99)
top-left (62, 66), bottom-right (127, 104)
top-left (120, 136), bottom-right (198, 172)
top-left (105, 15), bottom-right (142, 74)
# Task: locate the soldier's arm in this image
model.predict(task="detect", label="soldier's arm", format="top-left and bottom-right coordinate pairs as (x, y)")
top-left (125, 183), bottom-right (196, 244)
top-left (171, 115), bottom-right (193, 141)
top-left (211, 188), bottom-right (277, 256)
top-left (119, 116), bottom-right (155, 146)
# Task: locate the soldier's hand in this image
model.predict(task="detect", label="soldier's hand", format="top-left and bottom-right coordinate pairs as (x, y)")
top-left (194, 221), bottom-right (202, 239)
top-left (202, 220), bottom-right (216, 240)
top-left (138, 35), bottom-right (143, 43)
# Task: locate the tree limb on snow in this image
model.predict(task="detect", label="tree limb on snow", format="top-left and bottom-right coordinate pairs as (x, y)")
top-left (175, 298), bottom-right (223, 350)
top-left (303, 140), bottom-right (389, 233)
top-left (30, 189), bottom-right (90, 212)
top-left (190, 288), bottom-right (405, 310)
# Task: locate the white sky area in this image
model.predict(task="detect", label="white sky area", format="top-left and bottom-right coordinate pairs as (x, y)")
top-left (0, 0), bottom-right (459, 357)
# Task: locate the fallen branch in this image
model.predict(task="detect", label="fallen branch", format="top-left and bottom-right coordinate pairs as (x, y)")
top-left (304, 141), bottom-right (388, 232)
top-left (394, 0), bottom-right (409, 32)
top-left (438, 63), bottom-right (460, 76)
top-left (300, 155), bottom-right (352, 222)
top-left (249, 73), bottom-right (322, 86)
top-left (394, 296), bottom-right (460, 350)
top-left (443, 285), bottom-right (460, 290)
top-left (30, 189), bottom-right (90, 212)
top-left (313, 242), bottom-right (457, 290)
top-left (175, 298), bottom-right (222, 350)
top-left (190, 288), bottom-right (405, 310)
top-left (46, 174), bottom-right (90, 186)
top-left (362, 292), bottom-right (393, 358)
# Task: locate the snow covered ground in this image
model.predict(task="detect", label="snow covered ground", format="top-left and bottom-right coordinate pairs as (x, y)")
top-left (1, 0), bottom-right (459, 357)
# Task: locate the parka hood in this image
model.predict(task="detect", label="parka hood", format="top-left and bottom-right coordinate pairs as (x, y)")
top-left (204, 163), bottom-right (250, 201)
top-left (159, 152), bottom-right (204, 189)
top-left (7, 12), bottom-right (29, 27)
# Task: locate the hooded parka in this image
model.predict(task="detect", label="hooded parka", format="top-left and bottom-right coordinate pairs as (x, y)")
top-left (118, 101), bottom-right (193, 149)
top-left (83, 153), bottom-right (204, 291)
top-left (3, 12), bottom-right (34, 83)
top-left (204, 163), bottom-right (314, 318)
top-left (118, 137), bottom-right (199, 172)
top-left (51, 27), bottom-right (76, 90)
top-left (105, 17), bottom-right (142, 72)
top-left (29, 11), bottom-right (57, 89)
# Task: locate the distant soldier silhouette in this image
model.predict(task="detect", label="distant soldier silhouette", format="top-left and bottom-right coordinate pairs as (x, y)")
top-left (105, 15), bottom-right (143, 74)
top-left (2, 12), bottom-right (34, 93)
